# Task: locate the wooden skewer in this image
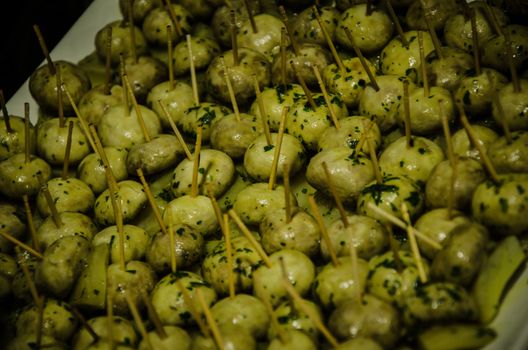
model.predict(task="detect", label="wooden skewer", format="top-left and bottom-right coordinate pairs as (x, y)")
top-left (104, 26), bottom-right (113, 95)
top-left (346, 226), bottom-right (362, 302)
top-left (37, 174), bottom-right (63, 228)
top-left (343, 27), bottom-right (379, 91)
top-left (366, 202), bottom-right (442, 250)
top-left (62, 121), bottom-right (74, 179)
top-left (483, 2), bottom-right (503, 37)
top-left (137, 168), bottom-right (167, 236)
top-left (417, 31), bottom-right (429, 97)
top-left (167, 210), bottom-right (177, 274)
top-left (167, 25), bottom-right (174, 90)
top-left (278, 6), bottom-right (300, 56)
top-left (62, 84), bottom-right (97, 153)
top-left (120, 55), bottom-right (130, 115)
top-left (220, 57), bottom-right (240, 121)
top-left (283, 164), bottom-right (292, 224)
top-left (243, 0), bottom-right (257, 34)
top-left (470, 9), bottom-right (481, 76)
top-left (423, 11), bottom-right (443, 60)
top-left (72, 307), bottom-right (99, 342)
top-left (15, 247), bottom-right (41, 304)
top-left (308, 195), bottom-right (340, 267)
top-left (254, 276), bottom-right (288, 344)
top-left (23, 195), bottom-right (40, 252)
top-left (222, 214), bottom-right (236, 299)
top-left (187, 35), bottom-right (200, 105)
top-left (164, 0), bottom-right (182, 37)
top-left (229, 10), bottom-right (239, 67)
top-left (382, 0), bottom-right (408, 47)
top-left (312, 6), bottom-right (345, 73)
top-left (253, 75), bottom-right (272, 146)
top-left (124, 291), bottom-right (154, 350)
top-left (141, 291), bottom-right (167, 339)
top-left (1, 230), bottom-right (43, 259)
top-left (157, 101), bottom-right (193, 160)
top-left (196, 288), bottom-right (225, 350)
top-left (364, 123), bottom-right (382, 184)
top-left (56, 65), bottom-right (65, 128)
top-left (280, 28), bottom-right (288, 86)
top-left (176, 279), bottom-right (210, 337)
top-left (385, 223), bottom-right (404, 273)
top-left (457, 104), bottom-right (500, 184)
top-left (191, 126), bottom-right (203, 198)
top-left (24, 103), bottom-right (31, 164)
top-left (491, 89), bottom-right (512, 144)
top-left (122, 74), bottom-right (150, 142)
top-left (503, 27), bottom-right (521, 93)
top-left (440, 102), bottom-right (456, 220)
top-left (127, 0), bottom-right (138, 63)
top-left (401, 203), bottom-right (427, 283)
top-left (269, 106), bottom-right (289, 190)
top-left (402, 79), bottom-right (413, 148)
top-left (322, 162), bottom-right (349, 227)
top-left (208, 186), bottom-right (225, 234)
top-left (290, 62), bottom-right (316, 110)
top-left (32, 24), bottom-right (56, 75)
top-left (0, 90), bottom-right (12, 132)
top-left (228, 209), bottom-right (273, 268)
top-left (312, 66), bottom-right (340, 129)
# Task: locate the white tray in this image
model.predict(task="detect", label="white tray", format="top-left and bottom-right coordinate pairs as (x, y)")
top-left (6, 1), bottom-right (528, 349)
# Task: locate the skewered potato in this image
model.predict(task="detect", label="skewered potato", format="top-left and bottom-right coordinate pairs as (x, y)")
top-left (210, 113), bottom-right (263, 159)
top-left (95, 21), bottom-right (148, 67)
top-left (488, 131), bottom-right (528, 173)
top-left (317, 116), bottom-right (381, 154)
top-left (78, 85), bottom-right (124, 125)
top-left (0, 153), bottom-right (52, 199)
top-left (380, 31), bottom-right (434, 78)
top-left (178, 102), bottom-right (232, 142)
top-left (73, 315), bottom-right (138, 350)
top-left (451, 124), bottom-right (498, 162)
top-left (0, 115), bottom-right (35, 162)
top-left (142, 4), bottom-right (193, 47)
top-left (126, 134), bottom-right (184, 175)
top-left (236, 14), bottom-right (285, 61)
top-left (291, 6), bottom-right (339, 47)
top-left (146, 81), bottom-right (195, 128)
top-left (267, 298), bottom-right (322, 342)
top-left (77, 147), bottom-right (129, 194)
top-left (94, 180), bottom-right (147, 226)
top-left (163, 194), bottom-right (219, 236)
top-left (36, 211), bottom-right (97, 251)
top-left (120, 55), bottom-right (168, 102)
top-left (0, 203), bottom-right (26, 252)
top-left (36, 177), bottom-right (95, 216)
top-left (92, 224), bottom-right (150, 263)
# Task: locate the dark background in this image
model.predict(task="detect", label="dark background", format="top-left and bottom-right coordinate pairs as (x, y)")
top-left (0, 0), bottom-right (94, 102)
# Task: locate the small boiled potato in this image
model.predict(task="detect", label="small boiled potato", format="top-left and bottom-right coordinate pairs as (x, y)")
top-left (178, 102), bottom-right (232, 142)
top-left (491, 80), bottom-right (528, 131)
top-left (172, 36), bottom-right (221, 76)
top-left (95, 21), bottom-right (148, 66)
top-left (0, 115), bottom-right (35, 162)
top-left (78, 84), bottom-right (124, 125)
top-left (451, 125), bottom-right (498, 162)
top-left (318, 116), bottom-right (381, 154)
top-left (37, 117), bottom-right (91, 165)
top-left (379, 136), bottom-right (445, 184)
top-left (422, 47), bottom-right (473, 92)
top-left (36, 235), bottom-right (90, 298)
top-left (92, 224), bottom-right (150, 263)
top-left (139, 326), bottom-right (191, 350)
top-left (291, 6), bottom-right (339, 46)
top-left (106, 260), bottom-right (156, 315)
top-left (482, 25), bottom-right (528, 73)
top-left (335, 338), bottom-right (383, 350)
top-left (336, 4), bottom-right (393, 53)
top-left (211, 294), bottom-right (270, 339)
top-left (36, 212), bottom-right (97, 251)
top-left (306, 147), bottom-right (374, 204)
top-left (73, 315), bottom-right (138, 350)
top-left (132, 195), bottom-right (167, 235)
top-left (98, 104), bottom-right (162, 150)
top-left (268, 330), bottom-right (317, 350)
top-left (414, 208), bottom-right (472, 259)
top-left (237, 14), bottom-right (285, 60)
top-left (29, 61), bottom-right (91, 115)
top-left (142, 5), bottom-right (193, 47)
top-left (0, 154), bottom-right (52, 199)
top-left (151, 271), bottom-right (217, 326)
top-left (171, 148), bottom-right (235, 198)
top-left (192, 324), bottom-right (256, 350)
top-left (217, 166), bottom-right (252, 211)
top-left (94, 180), bottom-right (147, 226)
top-left (211, 3), bottom-right (253, 48)
top-left (146, 223), bottom-right (204, 273)
top-left (7, 334), bottom-right (66, 350)
top-left (321, 214), bottom-right (388, 261)
top-left (146, 81), bottom-right (195, 128)
top-left (267, 298), bottom-right (322, 342)
top-left (120, 55), bottom-right (168, 103)
top-left (359, 75), bottom-right (416, 133)
top-left (328, 294), bottom-right (401, 348)
top-left (425, 157), bottom-right (487, 210)
top-left (163, 194), bottom-right (219, 236)
top-left (313, 256), bottom-right (369, 309)
top-left (253, 249), bottom-right (315, 306)
top-left (249, 84), bottom-right (306, 132)
top-left (488, 131), bottom-right (528, 173)
top-left (119, 0), bottom-right (161, 24)
top-left (202, 235), bottom-right (262, 295)
top-left (432, 223), bottom-right (489, 286)
top-left (244, 133), bottom-right (306, 182)
top-left (210, 113), bottom-right (262, 159)
top-left (77, 147), bottom-right (129, 194)
top-left (472, 174), bottom-right (528, 235)
top-left (126, 134), bottom-right (183, 175)
top-left (0, 203), bottom-right (26, 252)
top-left (36, 177), bottom-right (95, 216)
top-left (234, 183), bottom-right (297, 226)
top-left (380, 31), bottom-right (434, 78)
top-left (11, 255), bottom-right (39, 303)
top-left (405, 0), bottom-right (458, 31)
top-left (16, 298), bottom-right (78, 341)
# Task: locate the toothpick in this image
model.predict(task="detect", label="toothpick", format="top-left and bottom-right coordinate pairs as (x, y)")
top-left (191, 126), bottom-right (203, 198)
top-left (343, 27), bottom-right (379, 91)
top-left (56, 65), bottom-right (65, 128)
top-left (492, 90), bottom-right (512, 144)
top-left (254, 276), bottom-right (288, 344)
top-left (62, 121), bottom-right (74, 179)
top-left (291, 62), bottom-right (316, 110)
top-left (33, 24), bottom-right (56, 75)
top-left (0, 90), bottom-right (12, 132)
top-left (243, 0), bottom-right (257, 33)
top-left (167, 210), bottom-right (177, 273)
top-left (483, 2), bottom-right (503, 37)
top-left (280, 28), bottom-right (288, 85)
top-left (278, 6), bottom-right (300, 56)
top-left (140, 291), bottom-right (167, 339)
top-left (164, 0), bottom-right (182, 37)
top-left (176, 279), bottom-right (210, 337)
top-left (127, 0), bottom-right (137, 63)
top-left (229, 10), bottom-right (239, 66)
top-left (418, 31), bottom-right (429, 97)
top-left (283, 164), bottom-right (292, 224)
top-left (122, 74), bottom-right (150, 142)
top-left (354, 119), bottom-right (375, 156)
top-left (382, 0), bottom-right (408, 47)
top-left (157, 101), bottom-right (193, 160)
top-left (269, 106), bottom-right (289, 190)
top-left (24, 102), bottom-right (31, 164)
top-left (308, 195), bottom-right (340, 266)
top-left (196, 288), bottom-right (225, 350)
top-left (4, 232), bottom-right (43, 259)
top-left (253, 76), bottom-right (272, 146)
top-left (208, 186), bottom-right (224, 234)
top-left (312, 6), bottom-right (345, 73)
top-left (402, 79), bottom-right (413, 148)
top-left (167, 25), bottom-right (174, 90)
top-left (72, 307), bottom-right (99, 342)
top-left (322, 162), bottom-right (349, 227)
top-left (422, 8), bottom-right (443, 59)
top-left (137, 168), bottom-right (167, 236)
top-left (187, 35), bottom-right (200, 105)
top-left (458, 104), bottom-right (500, 184)
top-left (470, 9), bottom-right (481, 76)
top-left (37, 174), bottom-right (63, 228)
top-left (312, 66), bottom-right (340, 129)
top-left (440, 102), bottom-right (456, 220)
top-left (15, 247), bottom-right (41, 304)
top-left (222, 214), bottom-right (235, 299)
top-left (124, 291), bottom-right (154, 350)
top-left (346, 226), bottom-right (362, 302)
top-left (228, 209), bottom-right (273, 268)
top-left (62, 84), bottom-right (97, 153)
top-left (220, 57), bottom-right (240, 122)
top-left (23, 195), bottom-right (40, 253)
top-left (504, 27), bottom-right (521, 93)
top-left (400, 203), bottom-right (427, 283)
top-left (104, 26), bottom-right (112, 95)
top-left (365, 126), bottom-right (382, 184)
top-left (120, 56), bottom-right (130, 114)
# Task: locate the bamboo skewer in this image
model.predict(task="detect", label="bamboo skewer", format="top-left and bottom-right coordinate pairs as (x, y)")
top-left (38, 174), bottom-right (63, 228)
top-left (1, 230), bottom-right (43, 259)
top-left (158, 101), bottom-right (193, 160)
top-left (402, 79), bottom-right (413, 148)
top-left (136, 168), bottom-right (167, 236)
top-left (401, 203), bottom-right (427, 283)
top-left (268, 106), bottom-right (289, 190)
top-left (343, 27), bottom-right (379, 91)
top-left (196, 288), bottom-right (225, 350)
top-left (222, 214), bottom-right (236, 299)
top-left (254, 75), bottom-right (272, 145)
top-left (23, 195), bottom-right (40, 252)
top-left (312, 6), bottom-right (345, 73)
top-left (122, 74), bottom-right (150, 142)
top-left (24, 103), bottom-right (31, 164)
top-left (187, 35), bottom-right (200, 105)
top-left (141, 291), bottom-right (168, 339)
top-left (62, 121), bottom-right (74, 179)
top-left (418, 31), bottom-right (430, 97)
top-left (322, 162), bottom-right (348, 227)
top-left (308, 195), bottom-right (340, 267)
top-left (124, 291), bottom-right (154, 350)
top-left (312, 66), bottom-right (340, 129)
top-left (191, 126), bottom-right (203, 198)
top-left (167, 210), bottom-right (177, 274)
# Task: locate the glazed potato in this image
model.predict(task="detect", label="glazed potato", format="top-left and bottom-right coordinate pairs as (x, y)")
top-left (482, 25), bottom-right (528, 73)
top-left (163, 194), bottom-right (219, 236)
top-left (210, 113), bottom-right (263, 159)
top-left (317, 116), bottom-right (382, 154)
top-left (36, 212), bottom-right (97, 251)
top-left (171, 149), bottom-right (235, 198)
top-left (178, 102), bottom-right (232, 142)
top-left (146, 81), bottom-right (195, 128)
top-left (120, 55), bottom-right (168, 103)
top-left (119, 0), bottom-right (162, 24)
top-left (267, 330), bottom-right (317, 350)
top-left (451, 124), bottom-right (498, 162)
top-left (95, 21), bottom-right (148, 66)
top-left (29, 61), bottom-right (91, 115)
top-left (491, 80), bottom-right (528, 131)
top-left (37, 117), bottom-right (91, 166)
top-left (151, 271), bottom-right (217, 326)
top-left (488, 131), bottom-right (528, 173)
top-left (126, 134), bottom-right (184, 175)
top-left (36, 177), bottom-right (95, 216)
top-left (267, 298), bottom-right (323, 342)
top-left (211, 2), bottom-right (254, 48)
top-left (0, 115), bottom-right (35, 161)
top-left (7, 334), bottom-right (67, 350)
top-left (77, 147), bottom-right (129, 194)
top-left (236, 13), bottom-right (285, 60)
top-left (92, 224), bottom-right (150, 263)
top-left (142, 4), bottom-right (193, 47)
top-left (405, 0), bottom-right (458, 31)
top-left (94, 180), bottom-right (147, 226)
top-left (291, 6), bottom-right (339, 46)
top-left (172, 36), bottom-right (221, 76)
top-left (73, 315), bottom-right (138, 350)
top-left (380, 31), bottom-right (434, 78)
top-left (335, 338), bottom-right (383, 350)
top-left (78, 84), bottom-right (124, 125)
top-left (0, 154), bottom-right (52, 199)
top-left (422, 47), bottom-right (473, 92)
top-left (0, 203), bottom-right (26, 252)
top-left (36, 235), bottom-right (90, 297)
